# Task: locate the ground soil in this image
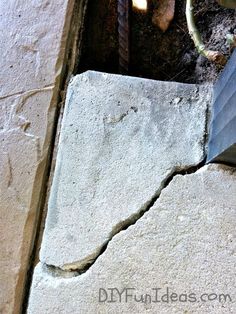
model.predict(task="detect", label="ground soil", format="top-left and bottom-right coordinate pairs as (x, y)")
top-left (78, 0), bottom-right (236, 84)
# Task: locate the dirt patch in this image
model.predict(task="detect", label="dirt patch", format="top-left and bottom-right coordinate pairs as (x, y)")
top-left (78, 0), bottom-right (236, 84)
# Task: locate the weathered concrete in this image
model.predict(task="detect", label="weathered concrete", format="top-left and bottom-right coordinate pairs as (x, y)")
top-left (40, 71), bottom-right (211, 270)
top-left (28, 164), bottom-right (236, 314)
top-left (0, 0), bottom-right (72, 97)
top-left (0, 89), bottom-right (55, 314)
top-left (0, 0), bottom-right (77, 313)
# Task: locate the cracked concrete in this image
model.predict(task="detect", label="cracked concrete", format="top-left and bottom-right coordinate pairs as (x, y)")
top-left (39, 71), bottom-right (212, 271)
top-left (28, 164), bottom-right (236, 314)
top-left (38, 161), bottom-right (205, 277)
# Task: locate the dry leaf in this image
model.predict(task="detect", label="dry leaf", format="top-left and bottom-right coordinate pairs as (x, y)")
top-left (152, 0), bottom-right (175, 32)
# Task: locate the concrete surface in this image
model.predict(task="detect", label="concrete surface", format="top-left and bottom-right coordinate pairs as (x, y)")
top-left (40, 71), bottom-right (211, 270)
top-left (28, 164), bottom-right (236, 314)
top-left (0, 0), bottom-right (76, 313)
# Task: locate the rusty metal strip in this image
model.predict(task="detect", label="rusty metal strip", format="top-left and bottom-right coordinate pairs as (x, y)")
top-left (118, 0), bottom-right (130, 74)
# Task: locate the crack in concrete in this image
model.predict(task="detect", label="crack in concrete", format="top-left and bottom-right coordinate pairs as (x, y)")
top-left (203, 98), bottom-right (211, 157)
top-left (6, 153), bottom-right (13, 188)
top-left (43, 158), bottom-right (206, 278)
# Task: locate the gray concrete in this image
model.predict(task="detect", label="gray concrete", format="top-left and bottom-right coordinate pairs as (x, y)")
top-left (40, 71), bottom-right (211, 270)
top-left (0, 0), bottom-right (76, 312)
top-left (28, 164), bottom-right (236, 314)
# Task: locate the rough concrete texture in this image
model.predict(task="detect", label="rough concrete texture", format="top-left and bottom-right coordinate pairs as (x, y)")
top-left (28, 164), bottom-right (236, 314)
top-left (0, 0), bottom-right (72, 97)
top-left (40, 71), bottom-right (211, 270)
top-left (0, 1), bottom-right (75, 313)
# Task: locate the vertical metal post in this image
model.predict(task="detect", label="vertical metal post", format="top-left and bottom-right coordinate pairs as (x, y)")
top-left (207, 49), bottom-right (236, 166)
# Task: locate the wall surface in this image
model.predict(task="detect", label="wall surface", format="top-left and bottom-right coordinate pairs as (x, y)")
top-left (0, 0), bottom-right (76, 313)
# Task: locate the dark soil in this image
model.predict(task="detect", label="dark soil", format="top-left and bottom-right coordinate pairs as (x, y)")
top-left (77, 0), bottom-right (236, 84)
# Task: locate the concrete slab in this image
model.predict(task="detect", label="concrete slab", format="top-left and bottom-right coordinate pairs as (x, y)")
top-left (0, 0), bottom-right (74, 97)
top-left (0, 1), bottom-right (77, 312)
top-left (28, 164), bottom-right (236, 314)
top-left (40, 71), bottom-right (211, 270)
